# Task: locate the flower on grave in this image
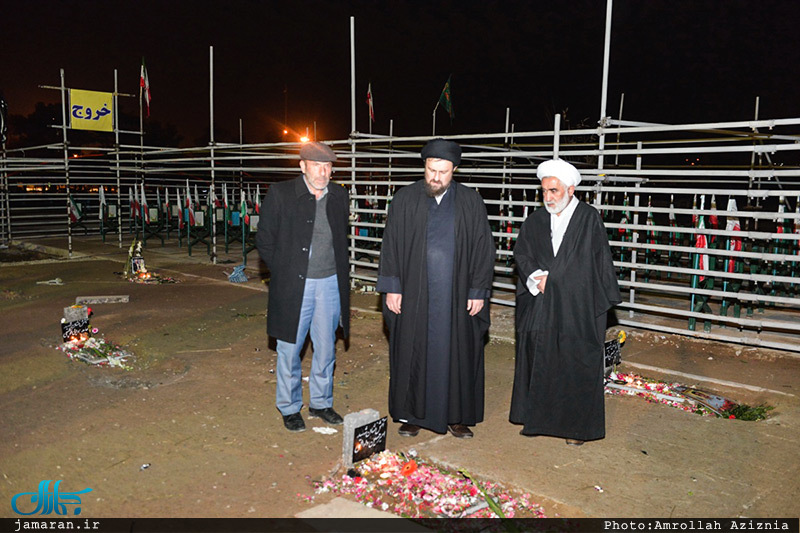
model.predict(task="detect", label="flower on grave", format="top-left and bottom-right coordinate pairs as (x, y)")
top-left (729, 415), bottom-right (736, 419)
top-left (401, 460), bottom-right (417, 477)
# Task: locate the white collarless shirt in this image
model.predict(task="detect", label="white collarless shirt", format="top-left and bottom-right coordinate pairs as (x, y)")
top-left (526, 195), bottom-right (579, 296)
top-left (550, 195), bottom-right (579, 256)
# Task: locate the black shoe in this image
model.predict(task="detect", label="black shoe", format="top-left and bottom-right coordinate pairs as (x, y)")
top-left (282, 412), bottom-right (306, 432)
top-left (519, 429), bottom-right (538, 438)
top-left (398, 423), bottom-right (420, 437)
top-left (448, 424), bottom-right (474, 439)
top-left (308, 407), bottom-right (343, 426)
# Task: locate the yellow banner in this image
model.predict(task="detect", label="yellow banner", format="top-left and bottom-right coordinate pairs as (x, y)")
top-left (69, 89), bottom-right (113, 132)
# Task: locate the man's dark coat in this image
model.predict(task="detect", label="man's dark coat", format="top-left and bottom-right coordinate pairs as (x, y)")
top-left (510, 200), bottom-right (621, 441)
top-left (377, 180), bottom-right (495, 426)
top-left (256, 175), bottom-right (350, 343)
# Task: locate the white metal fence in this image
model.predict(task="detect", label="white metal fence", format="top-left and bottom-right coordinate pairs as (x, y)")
top-left (2, 117), bottom-right (799, 353)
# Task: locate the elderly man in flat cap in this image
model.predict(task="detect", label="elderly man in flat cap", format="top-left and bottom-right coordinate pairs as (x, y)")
top-left (377, 138), bottom-right (495, 439)
top-left (256, 142), bottom-right (350, 433)
top-left (510, 159), bottom-right (620, 445)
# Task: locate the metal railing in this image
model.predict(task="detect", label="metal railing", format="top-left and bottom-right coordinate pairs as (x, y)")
top-left (2, 116), bottom-right (799, 352)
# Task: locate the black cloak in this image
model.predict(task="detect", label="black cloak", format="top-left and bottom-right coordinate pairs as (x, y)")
top-left (510, 200), bottom-right (621, 441)
top-left (377, 180), bottom-right (495, 431)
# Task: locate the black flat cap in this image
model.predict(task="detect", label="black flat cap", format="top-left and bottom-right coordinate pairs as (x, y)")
top-left (299, 142), bottom-right (337, 162)
top-left (421, 138), bottom-right (461, 166)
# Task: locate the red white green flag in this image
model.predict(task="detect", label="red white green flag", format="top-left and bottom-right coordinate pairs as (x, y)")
top-left (140, 58), bottom-right (151, 117)
top-left (695, 195), bottom-right (709, 281)
top-left (132, 186), bottom-right (140, 219)
top-left (98, 186), bottom-right (107, 220)
top-left (240, 190), bottom-right (250, 227)
top-left (140, 183), bottom-right (150, 224)
top-left (177, 187), bottom-right (185, 229)
top-left (367, 83), bottom-right (375, 123)
top-left (68, 194), bottom-right (82, 223)
top-left (224, 183), bottom-right (231, 225)
top-left (185, 180), bottom-right (195, 226)
top-left (725, 198), bottom-right (742, 273)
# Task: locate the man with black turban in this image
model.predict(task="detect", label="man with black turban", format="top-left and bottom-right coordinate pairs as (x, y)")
top-left (377, 139), bottom-right (495, 439)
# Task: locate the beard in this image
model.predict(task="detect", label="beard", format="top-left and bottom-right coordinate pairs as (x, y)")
top-left (424, 180), bottom-right (450, 198)
top-left (545, 193), bottom-right (571, 215)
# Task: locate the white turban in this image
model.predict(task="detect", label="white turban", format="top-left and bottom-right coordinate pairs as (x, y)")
top-left (537, 159), bottom-right (581, 188)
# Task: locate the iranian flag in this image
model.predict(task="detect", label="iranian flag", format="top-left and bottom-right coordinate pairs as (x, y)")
top-left (211, 184), bottom-right (222, 208)
top-left (98, 186), bottom-right (107, 220)
top-left (140, 183), bottom-right (150, 223)
top-left (506, 190), bottom-right (514, 250)
top-left (618, 194), bottom-right (630, 236)
top-left (132, 186), bottom-right (140, 219)
top-left (223, 183), bottom-right (231, 225)
top-left (709, 195), bottom-right (719, 229)
top-left (140, 58), bottom-right (151, 117)
top-left (777, 196), bottom-right (787, 235)
top-left (725, 198), bottom-right (742, 273)
top-left (794, 195), bottom-right (800, 255)
top-left (177, 187), bottom-right (185, 229)
top-left (669, 194), bottom-right (678, 246)
top-left (240, 190), bottom-right (249, 227)
top-left (646, 196), bottom-right (657, 252)
top-left (255, 184), bottom-right (261, 214)
top-left (522, 189), bottom-right (529, 220)
top-left (68, 194), bottom-right (82, 223)
top-left (695, 195), bottom-right (709, 281)
top-left (367, 82), bottom-right (375, 123)
top-left (185, 180), bottom-right (195, 226)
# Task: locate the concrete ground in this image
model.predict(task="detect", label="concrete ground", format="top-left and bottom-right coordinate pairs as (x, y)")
top-left (1, 236), bottom-right (798, 520)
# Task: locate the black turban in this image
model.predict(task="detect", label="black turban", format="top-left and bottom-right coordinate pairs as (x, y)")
top-left (421, 138), bottom-right (461, 166)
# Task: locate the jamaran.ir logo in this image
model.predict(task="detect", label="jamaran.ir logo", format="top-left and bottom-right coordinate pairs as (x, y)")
top-left (11, 480), bottom-right (93, 516)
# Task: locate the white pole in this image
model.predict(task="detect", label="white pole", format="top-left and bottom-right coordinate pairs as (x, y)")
top-left (60, 68), bottom-right (72, 258)
top-left (239, 118), bottom-right (243, 190)
top-left (388, 119), bottom-right (393, 182)
top-left (614, 92), bottom-right (625, 166)
top-left (432, 101), bottom-right (440, 136)
top-left (209, 46), bottom-right (217, 264)
top-left (138, 62), bottom-right (144, 239)
top-left (630, 140), bottom-right (643, 318)
top-left (350, 17), bottom-right (356, 134)
top-left (553, 113), bottom-right (561, 159)
top-left (114, 69), bottom-right (122, 248)
top-left (349, 16), bottom-right (357, 284)
top-left (502, 107), bottom-right (510, 201)
top-left (598, 0), bottom-right (614, 173)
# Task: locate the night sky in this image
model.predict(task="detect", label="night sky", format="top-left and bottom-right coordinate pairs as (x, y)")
top-left (3, 1), bottom-right (800, 146)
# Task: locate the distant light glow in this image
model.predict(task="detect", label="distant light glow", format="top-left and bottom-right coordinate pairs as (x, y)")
top-left (300, 136), bottom-right (310, 143)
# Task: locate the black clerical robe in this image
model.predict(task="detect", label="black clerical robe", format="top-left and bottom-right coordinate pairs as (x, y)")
top-left (510, 200), bottom-right (621, 441)
top-left (377, 180), bottom-right (495, 433)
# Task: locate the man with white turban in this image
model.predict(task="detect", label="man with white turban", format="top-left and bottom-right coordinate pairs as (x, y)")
top-left (510, 159), bottom-right (620, 445)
